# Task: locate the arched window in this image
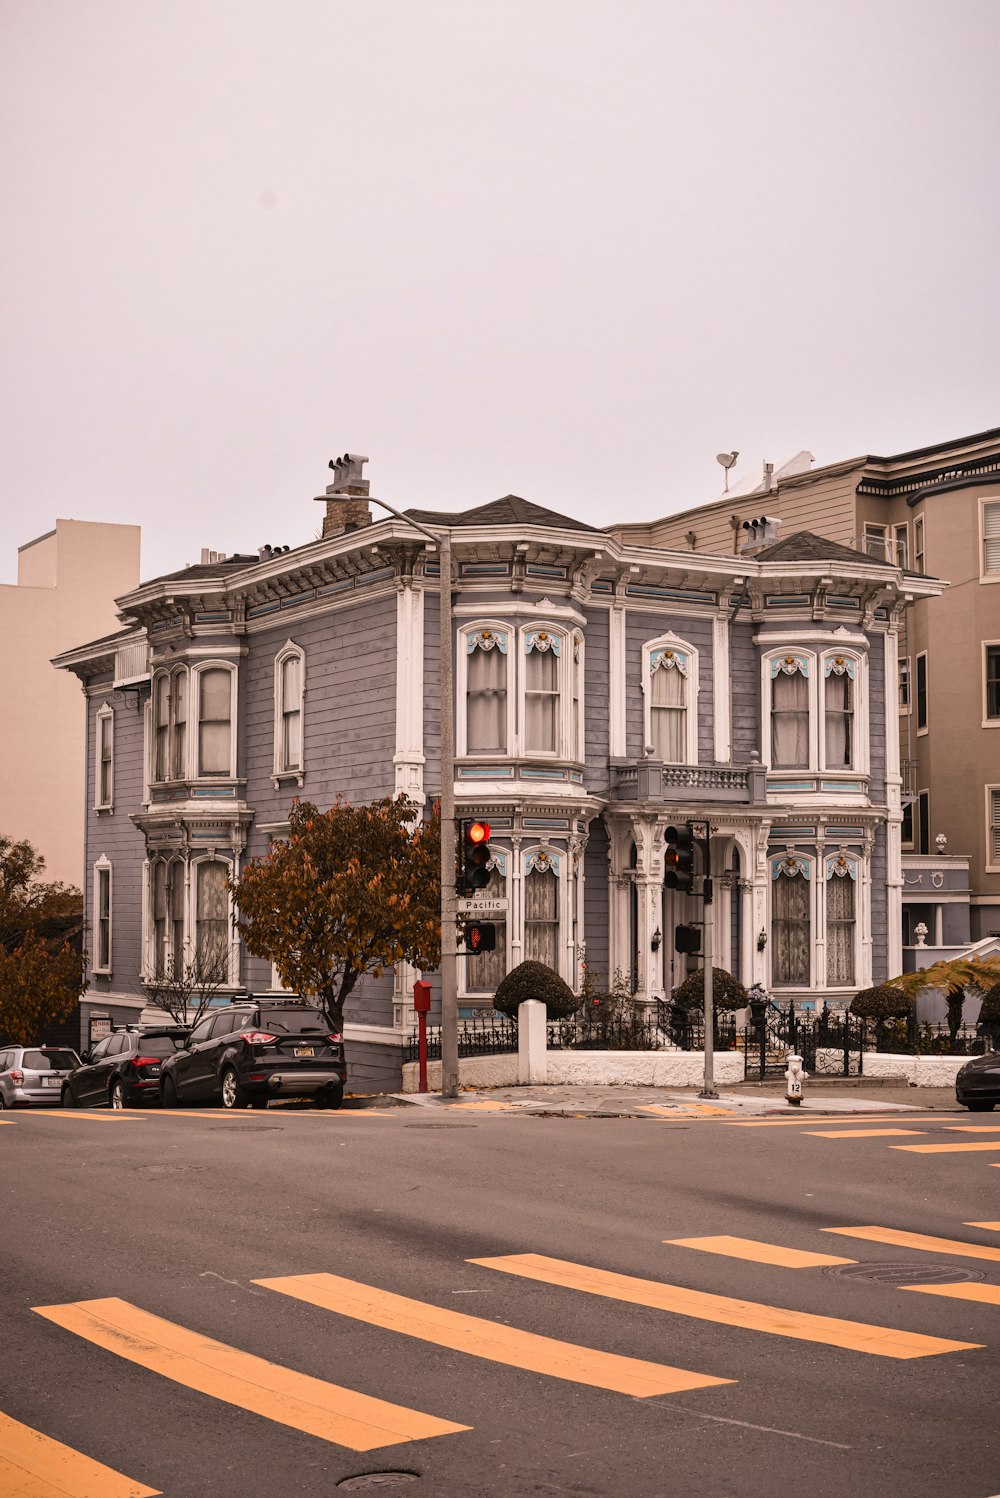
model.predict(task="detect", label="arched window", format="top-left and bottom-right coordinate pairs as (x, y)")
top-left (464, 628), bottom-right (509, 753)
top-left (642, 636), bottom-right (698, 765)
top-left (771, 853), bottom-right (812, 987)
top-left (825, 852), bottom-right (858, 986)
top-left (523, 848), bottom-right (561, 969)
top-left (463, 850), bottom-right (508, 996)
top-left (193, 663), bottom-right (236, 777)
top-left (151, 667), bottom-right (189, 782)
top-left (524, 631), bottom-right (561, 754)
top-left (149, 856), bottom-right (187, 977)
top-left (821, 652), bottom-right (865, 772)
top-left (196, 860), bottom-right (230, 977)
top-left (274, 642), bottom-right (306, 782)
top-left (770, 655), bottom-right (811, 769)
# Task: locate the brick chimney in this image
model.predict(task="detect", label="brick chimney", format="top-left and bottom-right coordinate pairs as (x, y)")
top-left (316, 453), bottom-right (372, 537)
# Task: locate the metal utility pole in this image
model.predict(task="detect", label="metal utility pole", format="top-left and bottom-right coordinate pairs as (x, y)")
top-left (369, 498), bottom-right (459, 1099)
top-left (697, 823), bottom-right (718, 1100)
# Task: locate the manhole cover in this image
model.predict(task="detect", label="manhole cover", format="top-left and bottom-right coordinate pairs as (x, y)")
top-left (337, 1473), bottom-right (419, 1491)
top-left (824, 1261), bottom-right (986, 1285)
top-left (404, 1122), bottom-right (474, 1129)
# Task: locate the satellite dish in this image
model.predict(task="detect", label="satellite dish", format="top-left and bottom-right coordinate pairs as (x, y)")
top-left (716, 450), bottom-right (739, 492)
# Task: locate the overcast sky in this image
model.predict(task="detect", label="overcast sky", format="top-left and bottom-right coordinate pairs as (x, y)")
top-left (2, 0), bottom-right (998, 584)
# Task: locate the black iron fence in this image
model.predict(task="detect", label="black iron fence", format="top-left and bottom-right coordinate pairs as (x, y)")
top-left (403, 1016), bottom-right (518, 1064)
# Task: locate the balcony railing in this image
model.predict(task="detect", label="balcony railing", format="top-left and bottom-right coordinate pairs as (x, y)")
top-left (610, 760), bottom-right (766, 803)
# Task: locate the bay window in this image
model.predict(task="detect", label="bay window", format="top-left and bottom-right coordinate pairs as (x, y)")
top-left (826, 857), bottom-right (857, 986)
top-left (147, 855), bottom-right (233, 983)
top-left (198, 668), bottom-right (233, 776)
top-left (770, 658), bottom-right (810, 769)
top-left (523, 851), bottom-right (560, 969)
top-left (466, 630), bottom-right (508, 753)
top-left (524, 633), bottom-right (560, 754)
top-left (823, 660), bottom-right (854, 769)
top-left (196, 861), bottom-right (230, 975)
top-left (151, 666), bottom-right (189, 782)
top-left (460, 621), bottom-right (583, 761)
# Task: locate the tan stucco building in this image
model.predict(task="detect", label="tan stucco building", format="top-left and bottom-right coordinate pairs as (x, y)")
top-left (1, 519), bottom-right (140, 886)
top-left (613, 426), bottom-right (1000, 946)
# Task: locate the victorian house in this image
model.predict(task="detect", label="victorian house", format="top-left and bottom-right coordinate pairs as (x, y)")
top-left (55, 457), bottom-right (941, 1089)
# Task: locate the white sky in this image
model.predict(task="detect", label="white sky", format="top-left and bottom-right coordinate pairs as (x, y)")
top-left (2, 0), bottom-right (998, 584)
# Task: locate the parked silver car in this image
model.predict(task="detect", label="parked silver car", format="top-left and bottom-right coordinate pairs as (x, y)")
top-left (0, 1045), bottom-right (82, 1108)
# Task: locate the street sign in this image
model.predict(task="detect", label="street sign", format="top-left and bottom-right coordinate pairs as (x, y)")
top-left (457, 897), bottom-right (509, 915)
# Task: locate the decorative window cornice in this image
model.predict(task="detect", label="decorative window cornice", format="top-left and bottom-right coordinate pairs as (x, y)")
top-left (524, 630), bottom-right (561, 656)
top-left (824, 654), bottom-right (857, 680)
top-left (770, 654), bottom-right (810, 679)
top-left (649, 646), bottom-right (689, 676)
top-left (771, 853), bottom-right (811, 880)
top-left (487, 850), bottom-right (508, 876)
top-left (825, 851), bottom-right (858, 879)
top-left (524, 848), bottom-right (560, 875)
top-left (467, 629), bottom-right (508, 654)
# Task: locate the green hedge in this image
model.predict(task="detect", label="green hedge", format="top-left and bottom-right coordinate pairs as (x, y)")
top-left (671, 967), bottom-right (748, 1012)
top-left (493, 960), bottom-right (580, 1020)
top-left (849, 984), bottom-right (913, 1020)
top-left (979, 983), bottom-right (1000, 1027)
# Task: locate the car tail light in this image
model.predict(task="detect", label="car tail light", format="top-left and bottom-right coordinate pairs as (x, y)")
top-left (327, 1032), bottom-right (342, 1043)
top-left (133, 1056), bottom-right (160, 1067)
top-left (242, 1031), bottom-right (278, 1045)
top-left (11, 1069), bottom-right (23, 1085)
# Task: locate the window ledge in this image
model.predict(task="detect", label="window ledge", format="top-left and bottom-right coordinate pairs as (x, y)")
top-left (94, 805), bottom-right (115, 815)
top-left (271, 770), bottom-right (305, 790)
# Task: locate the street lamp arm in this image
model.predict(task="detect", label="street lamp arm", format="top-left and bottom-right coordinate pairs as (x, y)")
top-left (368, 496), bottom-right (446, 549)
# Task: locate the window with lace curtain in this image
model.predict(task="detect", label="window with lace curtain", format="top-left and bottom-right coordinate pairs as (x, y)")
top-left (523, 858), bottom-right (559, 969)
top-left (463, 863), bottom-right (507, 994)
top-left (771, 859), bottom-right (810, 986)
top-left (643, 638), bottom-right (698, 765)
top-left (524, 632), bottom-right (560, 755)
top-left (770, 658), bottom-right (810, 769)
top-left (823, 659), bottom-right (854, 769)
top-left (196, 861), bottom-right (230, 977)
top-left (826, 864), bottom-right (856, 986)
top-left (149, 857), bottom-right (187, 977)
top-left (465, 630), bottom-right (508, 753)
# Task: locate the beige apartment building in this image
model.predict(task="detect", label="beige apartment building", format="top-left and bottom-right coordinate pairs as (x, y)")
top-left (1, 519), bottom-right (140, 886)
top-left (613, 425), bottom-right (1000, 947)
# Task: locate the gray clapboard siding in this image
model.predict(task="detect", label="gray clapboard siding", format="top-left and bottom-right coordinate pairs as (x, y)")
top-left (582, 819), bottom-right (610, 986)
top-left (85, 685), bottom-right (150, 1001)
top-left (730, 623), bottom-right (761, 764)
top-left (866, 637), bottom-right (886, 802)
top-left (870, 823), bottom-right (888, 984)
top-left (624, 612), bottom-right (713, 763)
top-left (582, 607), bottom-right (609, 792)
top-left (422, 590), bottom-right (442, 792)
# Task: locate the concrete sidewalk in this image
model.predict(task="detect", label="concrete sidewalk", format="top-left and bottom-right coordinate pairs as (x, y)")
top-left (390, 1081), bottom-right (965, 1118)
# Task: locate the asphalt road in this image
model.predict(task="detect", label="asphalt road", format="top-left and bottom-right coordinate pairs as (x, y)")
top-left (2, 1101), bottom-right (999, 1498)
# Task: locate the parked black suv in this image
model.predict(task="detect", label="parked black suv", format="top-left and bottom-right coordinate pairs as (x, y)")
top-left (61, 1027), bottom-right (188, 1109)
top-left (158, 1000), bottom-right (346, 1109)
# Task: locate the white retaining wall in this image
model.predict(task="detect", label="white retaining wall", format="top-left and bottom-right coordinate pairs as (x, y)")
top-left (400, 1048), bottom-right (744, 1092)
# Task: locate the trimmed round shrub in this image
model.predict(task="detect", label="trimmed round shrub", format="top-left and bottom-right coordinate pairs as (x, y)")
top-left (978, 982), bottom-right (1000, 1027)
top-left (849, 984), bottom-right (913, 1021)
top-left (671, 967), bottom-right (748, 1012)
top-left (493, 960), bottom-right (579, 1020)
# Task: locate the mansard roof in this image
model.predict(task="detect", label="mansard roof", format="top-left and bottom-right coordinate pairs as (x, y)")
top-left (405, 494), bottom-right (604, 534)
top-left (754, 530), bottom-right (894, 568)
top-left (150, 555), bottom-right (261, 586)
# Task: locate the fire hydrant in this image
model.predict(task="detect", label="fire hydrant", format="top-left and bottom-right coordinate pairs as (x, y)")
top-left (785, 1052), bottom-right (806, 1106)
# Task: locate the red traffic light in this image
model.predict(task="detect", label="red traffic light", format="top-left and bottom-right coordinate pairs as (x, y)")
top-left (468, 821), bottom-right (490, 844)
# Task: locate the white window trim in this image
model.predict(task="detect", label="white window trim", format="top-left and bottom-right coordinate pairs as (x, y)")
top-left (149, 664), bottom-right (189, 784)
top-left (191, 660), bottom-right (238, 779)
top-left (768, 852), bottom-right (815, 990)
top-left (898, 655), bottom-right (911, 715)
top-left (913, 513), bottom-right (925, 575)
top-left (143, 852), bottom-right (240, 985)
top-left (456, 621), bottom-right (516, 759)
top-left (272, 639), bottom-right (306, 787)
top-left (982, 640), bottom-right (1000, 728)
top-left (980, 496), bottom-right (1000, 582)
top-left (761, 649), bottom-right (818, 772)
top-left (893, 522), bottom-right (909, 569)
top-left (900, 799), bottom-right (915, 851)
top-left (641, 632), bottom-right (699, 766)
top-left (190, 853), bottom-right (240, 985)
top-left (863, 522), bottom-right (888, 562)
top-left (819, 649), bottom-right (868, 775)
top-left (915, 650), bottom-right (929, 736)
top-left (822, 853), bottom-right (862, 991)
top-left (986, 786), bottom-right (1000, 874)
top-left (94, 703), bottom-right (114, 811)
top-left (518, 623), bottom-right (574, 760)
top-left (571, 631), bottom-right (585, 762)
top-left (520, 845), bottom-right (571, 984)
top-left (93, 856), bottom-right (112, 975)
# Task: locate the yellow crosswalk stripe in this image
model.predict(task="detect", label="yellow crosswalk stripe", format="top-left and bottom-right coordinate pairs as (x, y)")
top-left (0, 1409), bottom-right (159, 1497)
top-left (664, 1235), bottom-right (856, 1269)
top-left (891, 1141), bottom-right (1000, 1154)
top-left (469, 1254), bottom-right (978, 1359)
top-left (966, 1222), bottom-right (1000, 1230)
top-left (722, 1116), bottom-right (942, 1128)
top-left (27, 1112), bottom-right (145, 1123)
top-left (944, 1125), bottom-right (1000, 1132)
top-left (803, 1129), bottom-right (925, 1139)
top-left (901, 1283), bottom-right (1000, 1306)
top-left (32, 1298), bottom-right (468, 1451)
top-left (821, 1227), bottom-right (1000, 1263)
top-left (0, 1118), bottom-right (17, 1125)
top-left (256, 1271), bottom-right (730, 1398)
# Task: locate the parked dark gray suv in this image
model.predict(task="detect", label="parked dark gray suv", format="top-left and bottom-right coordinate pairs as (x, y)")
top-left (158, 1000), bottom-right (346, 1109)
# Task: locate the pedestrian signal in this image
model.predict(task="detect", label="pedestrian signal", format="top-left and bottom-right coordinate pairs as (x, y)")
top-left (465, 920), bottom-right (497, 953)
top-left (663, 823), bottom-right (695, 893)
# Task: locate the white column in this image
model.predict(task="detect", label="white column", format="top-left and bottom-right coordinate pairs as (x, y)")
top-left (883, 627), bottom-right (904, 981)
top-left (609, 601), bottom-right (627, 758)
top-left (393, 582), bottom-right (425, 799)
top-left (712, 613), bottom-right (731, 763)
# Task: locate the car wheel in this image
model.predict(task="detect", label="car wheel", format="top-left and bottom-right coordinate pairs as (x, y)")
top-left (0, 1093), bottom-right (6, 1109)
top-left (220, 1067), bottom-right (248, 1110)
top-left (161, 1075), bottom-right (182, 1109)
top-left (61, 1086), bottom-right (77, 1108)
top-left (319, 1085), bottom-right (344, 1111)
top-left (110, 1080), bottom-right (127, 1110)
top-left (965, 1100), bottom-right (996, 1112)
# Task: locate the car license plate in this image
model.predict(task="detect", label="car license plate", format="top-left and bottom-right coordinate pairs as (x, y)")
top-left (43, 1076), bottom-right (58, 1086)
top-left (294, 1046), bottom-right (314, 1058)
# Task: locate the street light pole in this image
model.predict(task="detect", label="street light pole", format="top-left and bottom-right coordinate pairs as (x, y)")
top-left (369, 498), bottom-right (459, 1099)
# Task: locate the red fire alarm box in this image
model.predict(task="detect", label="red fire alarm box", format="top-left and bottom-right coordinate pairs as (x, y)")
top-left (412, 980), bottom-right (432, 1014)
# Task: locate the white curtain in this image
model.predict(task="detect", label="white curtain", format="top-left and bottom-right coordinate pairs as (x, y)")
top-left (196, 862), bottom-right (229, 975)
top-left (467, 645), bottom-right (507, 752)
top-left (826, 875), bottom-right (855, 985)
top-left (198, 668), bottom-right (232, 775)
top-left (651, 664), bottom-right (686, 762)
top-left (525, 649), bottom-right (558, 754)
top-left (281, 655), bottom-right (302, 769)
top-left (772, 871), bottom-right (809, 986)
top-left (771, 671), bottom-right (809, 768)
top-left (824, 672), bottom-right (853, 768)
top-left (524, 867), bottom-right (558, 969)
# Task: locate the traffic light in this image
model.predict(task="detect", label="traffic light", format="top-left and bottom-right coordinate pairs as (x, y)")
top-left (465, 920), bottom-right (497, 954)
top-left (460, 819), bottom-right (492, 893)
top-left (674, 922), bottom-right (701, 954)
top-left (663, 823), bottom-right (695, 893)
